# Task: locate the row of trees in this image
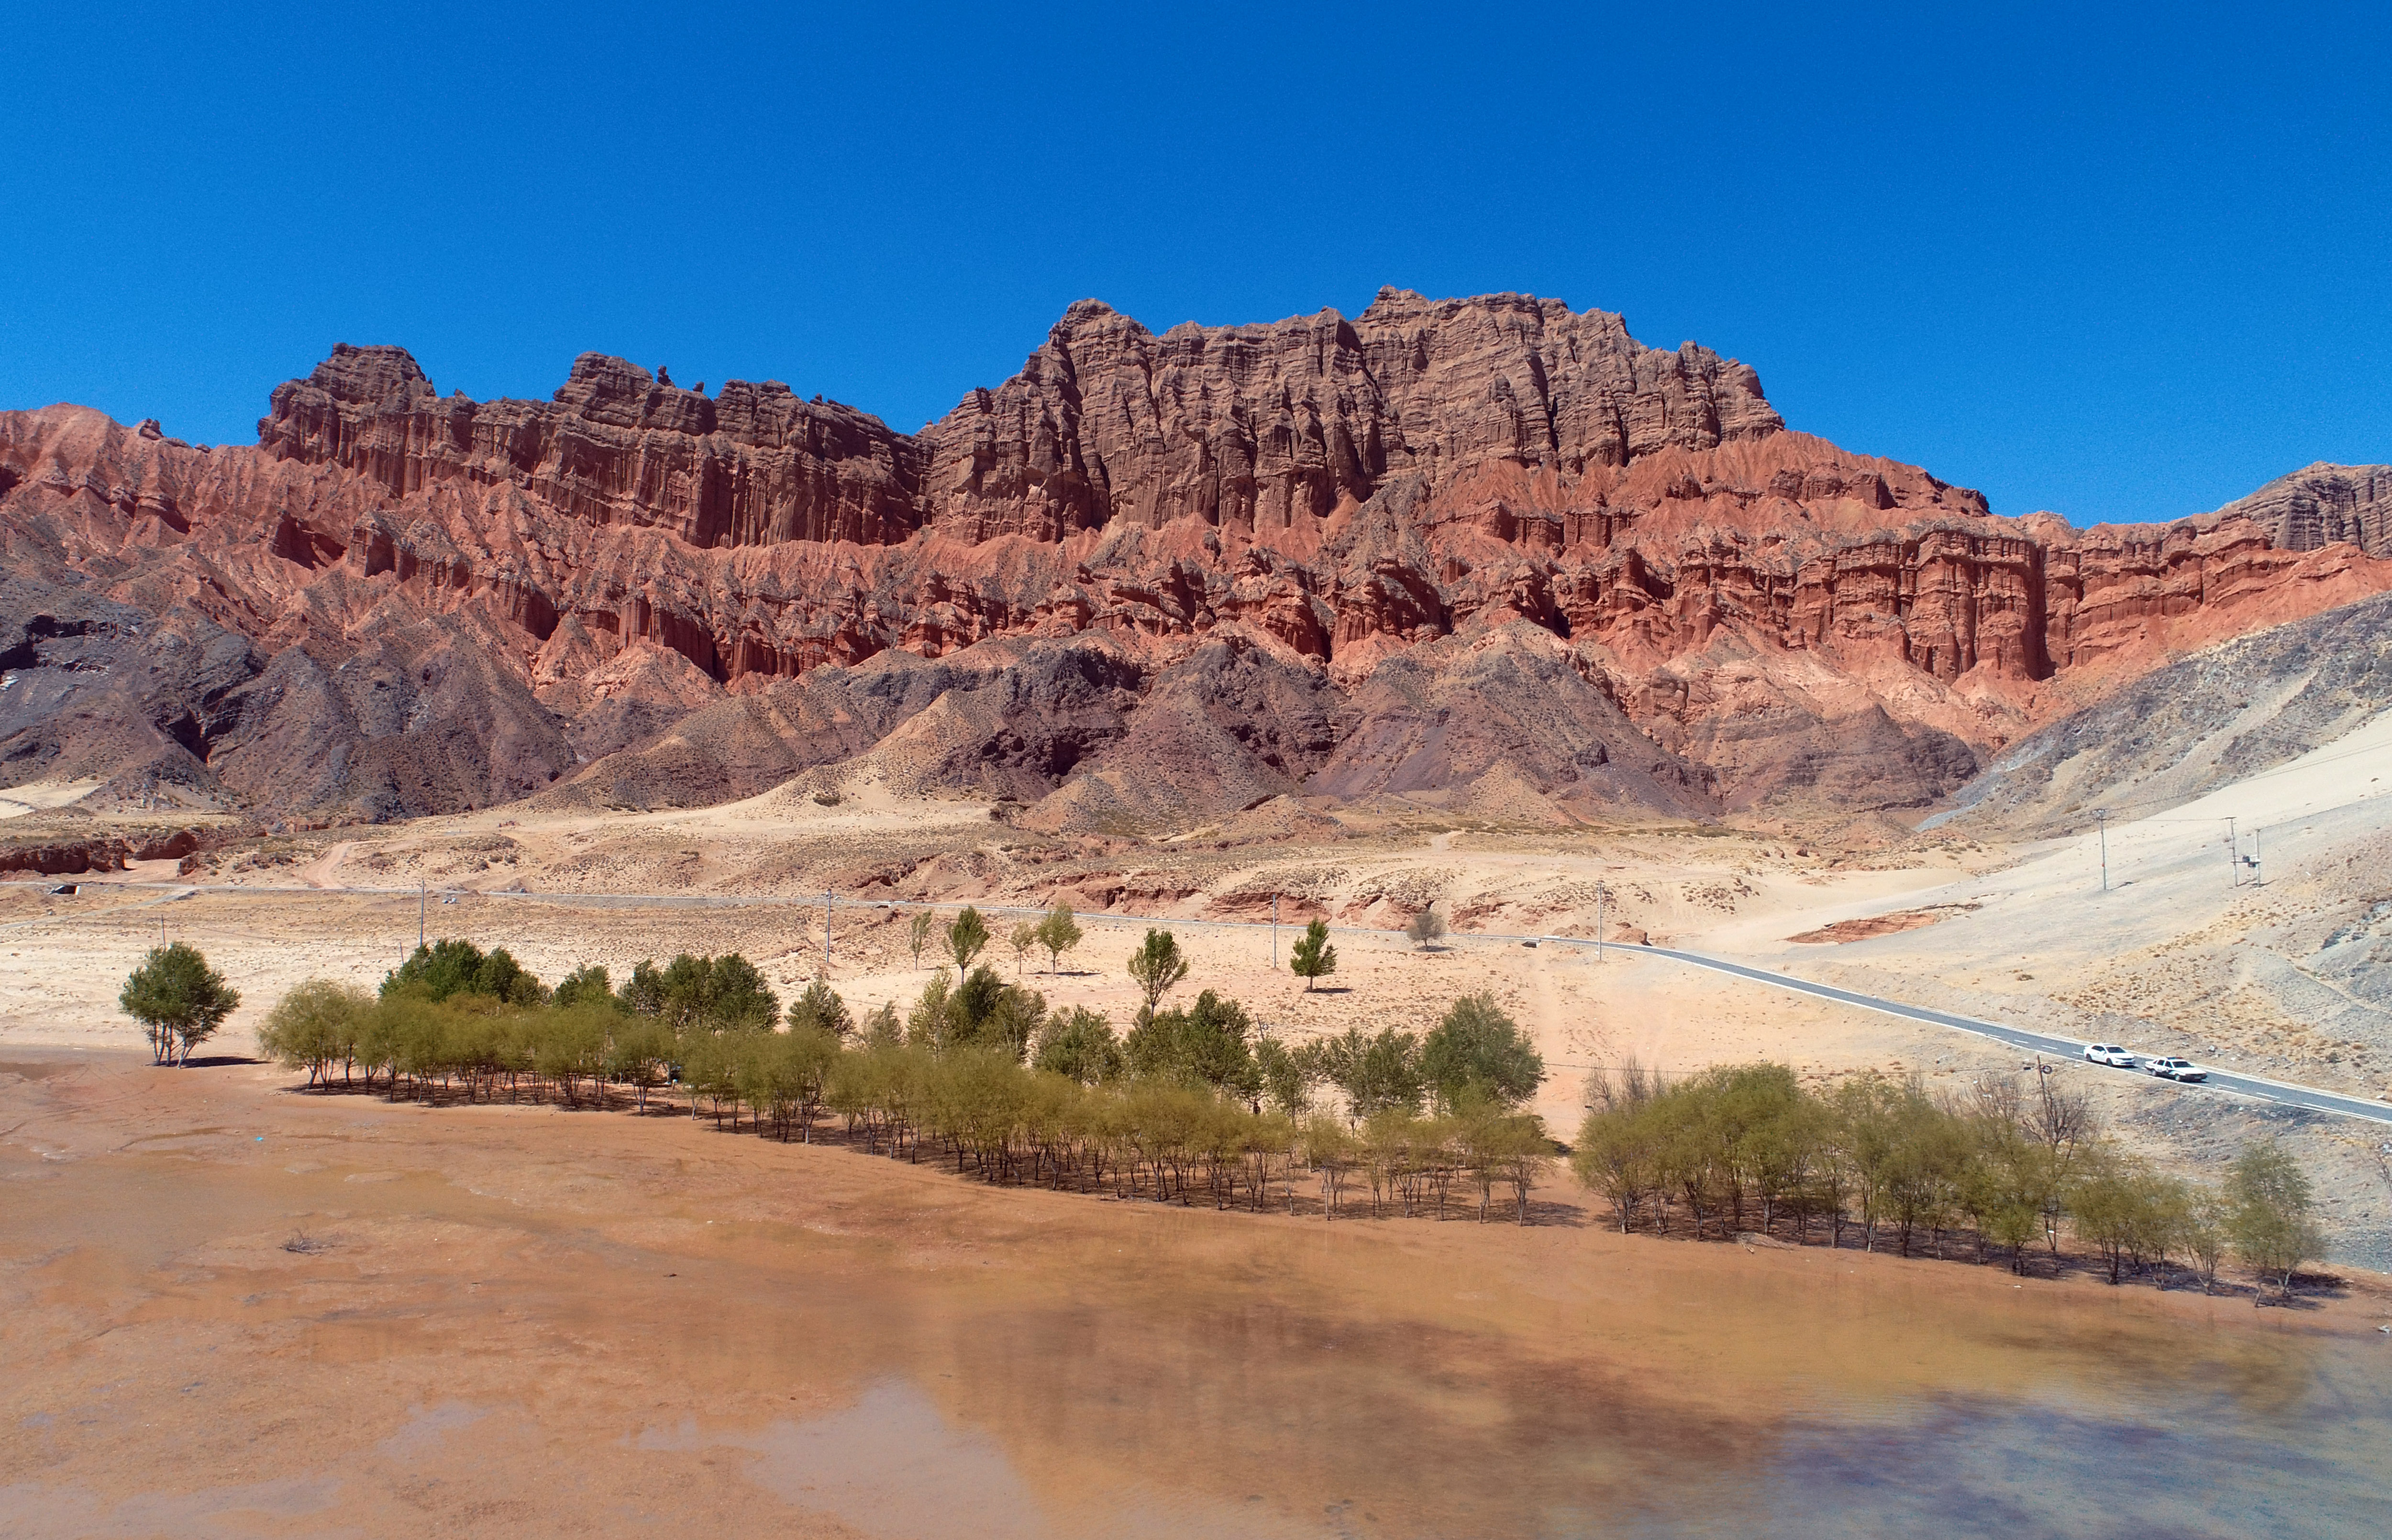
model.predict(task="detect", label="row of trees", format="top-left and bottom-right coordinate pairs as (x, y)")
top-left (912, 902), bottom-right (1344, 992)
top-left (1570, 1060), bottom-right (2328, 1294)
top-left (253, 927), bottom-right (1553, 1221)
top-left (146, 923), bottom-right (2338, 1291)
top-left (908, 901), bottom-right (1091, 979)
top-left (271, 924), bottom-right (1539, 1120)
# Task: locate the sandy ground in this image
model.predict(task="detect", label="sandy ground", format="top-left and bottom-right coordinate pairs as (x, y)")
top-left (0, 882), bottom-right (1972, 1154)
top-left (11, 716), bottom-right (2392, 1533)
top-left (9, 710), bottom-right (2392, 1265)
top-left (0, 779), bottom-right (107, 820)
top-left (5, 1052), bottom-right (2386, 1538)
top-left (1701, 713), bottom-right (2392, 1268)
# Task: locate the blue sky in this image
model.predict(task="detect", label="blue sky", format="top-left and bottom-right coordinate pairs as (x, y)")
top-left (3, 2), bottom-right (2385, 524)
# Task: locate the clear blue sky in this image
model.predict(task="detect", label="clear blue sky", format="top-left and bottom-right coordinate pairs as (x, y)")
top-left (3, 2), bottom-right (2385, 525)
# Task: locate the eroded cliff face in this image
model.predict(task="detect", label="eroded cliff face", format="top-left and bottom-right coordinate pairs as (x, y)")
top-left (3, 291), bottom-right (2387, 826)
top-left (261, 346), bottom-right (926, 550)
top-left (913, 289), bottom-right (1785, 539)
top-left (2215, 462), bottom-right (2392, 557)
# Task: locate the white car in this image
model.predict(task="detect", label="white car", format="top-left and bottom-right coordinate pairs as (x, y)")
top-left (2145, 1056), bottom-right (2208, 1083)
top-left (2084, 1044), bottom-right (2137, 1068)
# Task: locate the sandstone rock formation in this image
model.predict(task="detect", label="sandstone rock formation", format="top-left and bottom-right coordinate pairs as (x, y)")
top-left (2215, 462), bottom-right (2392, 557)
top-left (3, 289), bottom-right (2388, 828)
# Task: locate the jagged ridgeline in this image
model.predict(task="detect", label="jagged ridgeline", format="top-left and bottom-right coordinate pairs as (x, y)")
top-left (3, 291), bottom-right (2388, 827)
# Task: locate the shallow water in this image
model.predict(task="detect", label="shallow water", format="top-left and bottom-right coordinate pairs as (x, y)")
top-left (690, 1282), bottom-right (2391, 1540)
top-left (3, 1058), bottom-right (2387, 1538)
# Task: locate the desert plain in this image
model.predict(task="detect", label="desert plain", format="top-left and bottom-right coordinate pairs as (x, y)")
top-left (8, 722), bottom-right (2392, 1534)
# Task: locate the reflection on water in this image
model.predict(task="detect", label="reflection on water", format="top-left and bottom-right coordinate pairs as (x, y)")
top-left (5, 1060), bottom-right (2386, 1540)
top-left (649, 1322), bottom-right (2391, 1540)
top-left (640, 1381), bottom-right (1319, 1540)
top-left (872, 1241), bottom-right (2388, 1539)
top-left (1757, 1393), bottom-right (2386, 1540)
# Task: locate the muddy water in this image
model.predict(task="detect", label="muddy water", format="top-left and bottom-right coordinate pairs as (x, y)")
top-left (2, 1056), bottom-right (2386, 1539)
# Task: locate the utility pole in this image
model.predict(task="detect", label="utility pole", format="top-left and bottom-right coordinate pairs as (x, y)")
top-left (2227, 817), bottom-right (2237, 888)
top-left (2095, 810), bottom-right (2108, 892)
top-left (1594, 882), bottom-right (1608, 963)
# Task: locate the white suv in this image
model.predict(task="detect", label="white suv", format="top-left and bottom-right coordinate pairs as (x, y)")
top-left (2084, 1044), bottom-right (2137, 1068)
top-left (2145, 1056), bottom-right (2208, 1082)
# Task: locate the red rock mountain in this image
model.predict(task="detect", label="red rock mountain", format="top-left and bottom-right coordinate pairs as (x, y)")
top-left (2213, 462), bottom-right (2392, 556)
top-left (4, 288), bottom-right (2387, 828)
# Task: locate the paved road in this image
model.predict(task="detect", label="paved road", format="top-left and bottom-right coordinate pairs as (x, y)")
top-left (1617, 941), bottom-right (2392, 1128)
top-left (15, 879), bottom-right (2392, 1127)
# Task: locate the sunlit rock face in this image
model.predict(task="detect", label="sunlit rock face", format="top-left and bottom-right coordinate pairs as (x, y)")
top-left (3, 291), bottom-right (2387, 825)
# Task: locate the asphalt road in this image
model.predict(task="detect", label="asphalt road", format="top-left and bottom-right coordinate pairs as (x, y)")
top-left (1617, 941), bottom-right (2392, 1129)
top-left (16, 879), bottom-right (2392, 1127)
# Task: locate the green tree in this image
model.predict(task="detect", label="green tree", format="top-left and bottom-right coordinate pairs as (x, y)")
top-left (1289, 918), bottom-right (1336, 991)
top-left (908, 909), bottom-right (938, 968)
top-left (655, 953), bottom-right (779, 1032)
top-left (945, 964), bottom-right (1044, 1060)
top-left (736, 1024), bottom-right (842, 1142)
top-left (1948, 1094), bottom-right (2033, 1270)
top-left (1008, 920), bottom-right (1039, 977)
top-left (606, 1015), bottom-right (676, 1111)
top-left (1034, 902), bottom-right (1083, 973)
top-left (2226, 1141), bottom-right (2325, 1297)
top-left (2070, 1148), bottom-right (2147, 1285)
top-left (1405, 906), bottom-right (1446, 949)
top-left (1829, 1073), bottom-right (1906, 1253)
top-left (677, 1025), bottom-right (742, 1126)
top-left (953, 964), bottom-right (1003, 1043)
top-left (1127, 928), bottom-right (1190, 1017)
top-left (1573, 1098), bottom-right (1664, 1233)
top-left (705, 954), bottom-right (779, 1031)
top-left (1253, 1035), bottom-right (1312, 1117)
top-left (383, 939), bottom-right (546, 1006)
top-left (623, 959), bottom-right (666, 1016)
top-left (859, 1000), bottom-right (903, 1048)
top-left (1125, 990), bottom-right (1260, 1100)
top-left (1419, 993), bottom-right (1545, 1112)
top-left (907, 968), bottom-right (956, 1049)
top-left (1032, 1006), bottom-right (1123, 1085)
top-left (1302, 1114), bottom-right (1359, 1220)
top-left (788, 979), bottom-right (852, 1037)
top-left (2182, 1184), bottom-right (2230, 1294)
top-left (256, 979), bottom-right (371, 1088)
top-left (535, 1006), bottom-right (610, 1108)
top-left (552, 965), bottom-right (618, 1011)
top-left (382, 938), bottom-right (481, 1001)
top-left (1318, 1026), bottom-right (1423, 1120)
top-left (120, 943), bottom-right (242, 1065)
top-left (1878, 1082), bottom-right (1968, 1257)
top-left (659, 954), bottom-right (713, 1030)
top-left (783, 1024), bottom-right (842, 1142)
top-left (1479, 1113), bottom-right (1552, 1225)
top-left (1571, 1063), bottom-right (1665, 1232)
top-left (984, 984), bottom-right (1046, 1062)
top-left (947, 906), bottom-right (991, 971)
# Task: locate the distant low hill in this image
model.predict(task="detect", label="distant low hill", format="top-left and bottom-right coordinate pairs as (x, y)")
top-left (1927, 590), bottom-right (2392, 836)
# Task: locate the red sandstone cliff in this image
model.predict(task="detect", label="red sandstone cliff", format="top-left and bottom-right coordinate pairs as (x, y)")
top-left (3, 290), bottom-right (2386, 826)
